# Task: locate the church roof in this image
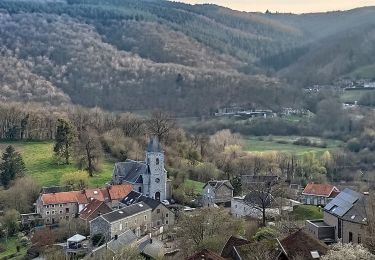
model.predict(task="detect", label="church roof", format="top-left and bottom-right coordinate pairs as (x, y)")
top-left (147, 137), bottom-right (162, 153)
top-left (113, 160), bottom-right (149, 184)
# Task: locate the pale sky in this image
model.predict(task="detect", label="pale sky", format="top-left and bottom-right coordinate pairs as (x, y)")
top-left (175, 0), bottom-right (375, 13)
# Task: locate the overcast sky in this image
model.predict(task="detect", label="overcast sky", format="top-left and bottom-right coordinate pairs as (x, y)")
top-left (175, 0), bottom-right (375, 13)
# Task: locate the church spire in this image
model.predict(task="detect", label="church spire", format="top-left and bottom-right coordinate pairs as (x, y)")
top-left (147, 136), bottom-right (162, 153)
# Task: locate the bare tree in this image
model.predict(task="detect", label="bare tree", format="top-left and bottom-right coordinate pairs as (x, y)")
top-left (243, 178), bottom-right (284, 226)
top-left (76, 128), bottom-right (103, 177)
top-left (146, 110), bottom-right (175, 141)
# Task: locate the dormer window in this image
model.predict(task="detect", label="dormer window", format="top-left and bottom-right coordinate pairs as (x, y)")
top-left (156, 158), bottom-right (159, 165)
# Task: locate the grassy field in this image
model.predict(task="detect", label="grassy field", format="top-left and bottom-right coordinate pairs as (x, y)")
top-left (0, 237), bottom-right (27, 259)
top-left (347, 64), bottom-right (375, 79)
top-left (0, 141), bottom-right (114, 188)
top-left (185, 179), bottom-right (205, 194)
top-left (243, 136), bottom-right (342, 156)
top-left (289, 205), bottom-right (323, 220)
top-left (341, 89), bottom-right (375, 103)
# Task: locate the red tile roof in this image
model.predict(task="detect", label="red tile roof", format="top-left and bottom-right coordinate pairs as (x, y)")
top-left (302, 183), bottom-right (339, 197)
top-left (41, 191), bottom-right (88, 205)
top-left (108, 184), bottom-right (133, 200)
top-left (79, 199), bottom-right (112, 221)
top-left (40, 184), bottom-right (133, 205)
top-left (84, 188), bottom-right (106, 201)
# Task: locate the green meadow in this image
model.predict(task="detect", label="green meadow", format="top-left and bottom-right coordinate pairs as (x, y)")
top-left (243, 136), bottom-right (342, 156)
top-left (0, 141), bottom-right (114, 188)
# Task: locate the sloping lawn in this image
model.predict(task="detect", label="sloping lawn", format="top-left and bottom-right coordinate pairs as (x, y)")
top-left (185, 179), bottom-right (205, 194)
top-left (289, 205), bottom-right (324, 220)
top-left (0, 141), bottom-right (114, 187)
top-left (0, 237), bottom-right (27, 259)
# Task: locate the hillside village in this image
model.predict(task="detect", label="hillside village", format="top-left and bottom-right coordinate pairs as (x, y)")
top-left (0, 0), bottom-right (375, 260)
top-left (0, 137), bottom-right (369, 259)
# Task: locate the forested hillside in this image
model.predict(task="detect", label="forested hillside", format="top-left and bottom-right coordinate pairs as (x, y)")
top-left (0, 0), bottom-right (374, 114)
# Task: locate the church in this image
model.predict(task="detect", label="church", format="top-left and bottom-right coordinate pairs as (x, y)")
top-left (111, 137), bottom-right (169, 201)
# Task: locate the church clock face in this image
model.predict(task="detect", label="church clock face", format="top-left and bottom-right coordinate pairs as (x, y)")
top-left (155, 178), bottom-right (160, 183)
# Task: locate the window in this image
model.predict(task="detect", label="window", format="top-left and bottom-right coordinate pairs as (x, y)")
top-left (138, 187), bottom-right (142, 193)
top-left (157, 209), bottom-right (160, 214)
top-left (349, 232), bottom-right (353, 243)
top-left (52, 210), bottom-right (56, 214)
top-left (120, 223), bottom-right (123, 230)
top-left (156, 158), bottom-right (159, 165)
top-left (59, 210), bottom-right (63, 214)
top-left (135, 219), bottom-right (137, 224)
top-left (46, 211), bottom-right (50, 215)
top-left (125, 222), bottom-right (128, 228)
top-left (166, 220), bottom-right (169, 225)
top-left (144, 215), bottom-right (147, 220)
top-left (66, 208), bottom-right (70, 213)
top-left (358, 234), bottom-right (362, 243)
top-left (46, 218), bottom-right (50, 223)
top-left (166, 213), bottom-right (168, 218)
top-left (157, 221), bottom-right (161, 226)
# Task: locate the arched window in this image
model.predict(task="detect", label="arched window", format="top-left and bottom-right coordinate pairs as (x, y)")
top-left (156, 158), bottom-right (159, 165)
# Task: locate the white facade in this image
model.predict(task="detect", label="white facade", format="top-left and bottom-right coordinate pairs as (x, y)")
top-left (231, 197), bottom-right (293, 219)
top-left (146, 151), bottom-right (167, 201)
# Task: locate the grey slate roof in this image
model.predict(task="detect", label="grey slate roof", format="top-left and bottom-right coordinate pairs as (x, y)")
top-left (147, 137), bottom-right (162, 153)
top-left (107, 230), bottom-right (137, 254)
top-left (113, 160), bottom-right (149, 184)
top-left (324, 188), bottom-right (367, 224)
top-left (203, 180), bottom-right (234, 191)
top-left (101, 202), bottom-right (151, 223)
top-left (139, 238), bottom-right (165, 258)
top-left (122, 191), bottom-right (163, 210)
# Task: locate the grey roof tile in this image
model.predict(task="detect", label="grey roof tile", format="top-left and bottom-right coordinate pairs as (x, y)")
top-left (101, 202), bottom-right (151, 223)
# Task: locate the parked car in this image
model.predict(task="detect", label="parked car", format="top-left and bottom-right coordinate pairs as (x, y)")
top-left (162, 200), bottom-right (170, 206)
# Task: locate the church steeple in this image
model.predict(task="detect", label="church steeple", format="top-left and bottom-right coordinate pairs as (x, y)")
top-left (147, 137), bottom-right (162, 153)
top-left (145, 137), bottom-right (166, 201)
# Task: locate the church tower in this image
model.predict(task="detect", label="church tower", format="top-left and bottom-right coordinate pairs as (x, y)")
top-left (145, 137), bottom-right (167, 201)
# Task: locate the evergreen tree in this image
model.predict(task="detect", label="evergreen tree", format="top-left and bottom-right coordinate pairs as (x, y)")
top-left (0, 145), bottom-right (26, 187)
top-left (54, 118), bottom-right (76, 164)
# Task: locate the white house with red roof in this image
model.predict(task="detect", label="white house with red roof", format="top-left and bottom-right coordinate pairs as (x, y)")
top-left (302, 183), bottom-right (339, 206)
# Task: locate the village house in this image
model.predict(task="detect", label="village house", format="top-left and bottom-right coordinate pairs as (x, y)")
top-left (301, 183), bottom-right (339, 206)
top-left (306, 188), bottom-right (367, 244)
top-left (220, 230), bottom-right (327, 260)
top-left (79, 199), bottom-right (112, 225)
top-left (202, 180), bottom-right (234, 207)
top-left (121, 191), bottom-right (175, 233)
top-left (112, 137), bottom-right (172, 201)
top-left (89, 202), bottom-right (152, 240)
top-left (36, 184), bottom-right (132, 225)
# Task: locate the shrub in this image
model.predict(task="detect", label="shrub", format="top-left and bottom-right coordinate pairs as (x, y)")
top-left (253, 227), bottom-right (277, 241)
top-left (293, 137), bottom-right (311, 146)
top-left (347, 138), bottom-right (361, 152)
